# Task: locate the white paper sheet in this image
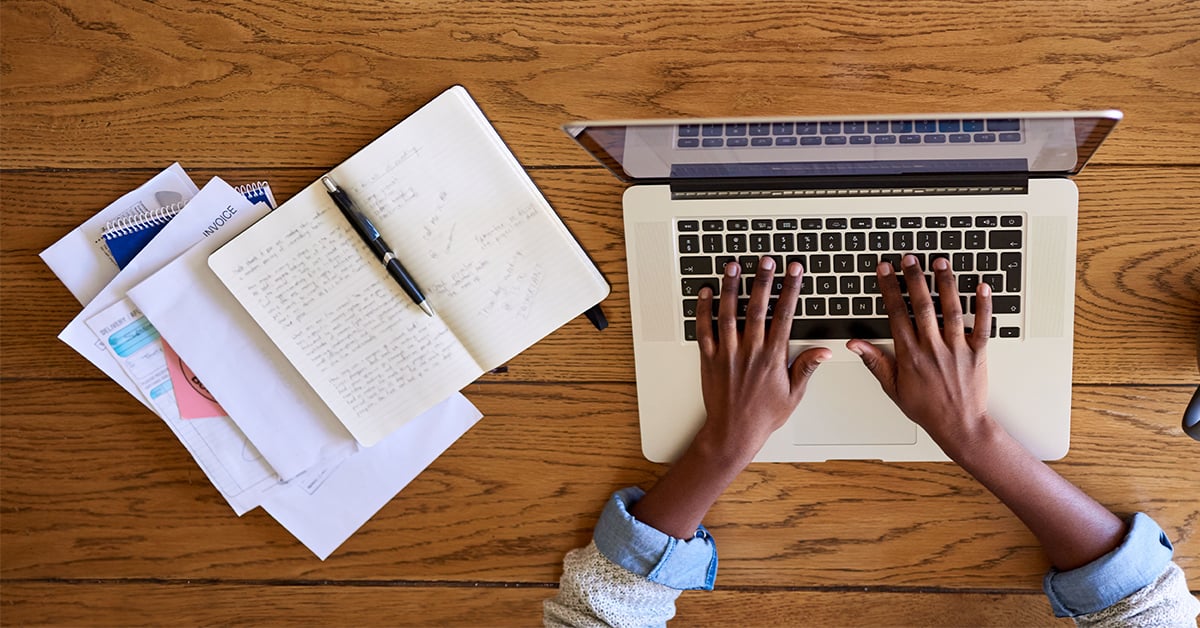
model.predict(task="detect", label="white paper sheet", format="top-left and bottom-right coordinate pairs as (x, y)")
top-left (260, 393), bottom-right (483, 560)
top-left (84, 302), bottom-right (180, 421)
top-left (40, 163), bottom-right (198, 305)
top-left (58, 177), bottom-right (279, 514)
top-left (80, 297), bottom-right (276, 514)
top-left (58, 178), bottom-right (260, 410)
top-left (127, 202), bottom-right (357, 482)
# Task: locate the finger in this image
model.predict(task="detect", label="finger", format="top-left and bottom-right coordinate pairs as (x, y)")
top-left (877, 260), bottom-right (915, 349)
top-left (932, 257), bottom-right (964, 345)
top-left (847, 339), bottom-right (899, 400)
top-left (902, 254), bottom-right (939, 342)
top-left (968, 281), bottom-right (993, 354)
top-left (743, 255), bottom-right (776, 347)
top-left (717, 261), bottom-right (741, 350)
top-left (789, 346), bottom-right (832, 402)
top-left (695, 285), bottom-right (717, 357)
top-left (768, 261), bottom-right (804, 350)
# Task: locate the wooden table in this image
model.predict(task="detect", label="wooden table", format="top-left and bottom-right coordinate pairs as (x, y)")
top-left (3, 1), bottom-right (1198, 625)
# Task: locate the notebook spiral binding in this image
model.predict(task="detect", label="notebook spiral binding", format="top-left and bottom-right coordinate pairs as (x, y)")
top-left (100, 181), bottom-right (272, 239)
top-left (234, 181), bottom-right (270, 198)
top-left (101, 201), bottom-right (188, 239)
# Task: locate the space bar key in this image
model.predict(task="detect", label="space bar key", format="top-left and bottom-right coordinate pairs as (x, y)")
top-left (789, 317), bottom-right (892, 340)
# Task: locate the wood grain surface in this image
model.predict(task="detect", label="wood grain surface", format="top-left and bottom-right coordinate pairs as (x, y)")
top-left (2, 0), bottom-right (1198, 625)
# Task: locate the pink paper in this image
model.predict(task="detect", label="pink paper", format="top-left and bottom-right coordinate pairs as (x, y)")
top-left (162, 340), bottom-right (227, 419)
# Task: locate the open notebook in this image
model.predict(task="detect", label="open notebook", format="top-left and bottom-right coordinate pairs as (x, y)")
top-left (209, 86), bottom-right (609, 446)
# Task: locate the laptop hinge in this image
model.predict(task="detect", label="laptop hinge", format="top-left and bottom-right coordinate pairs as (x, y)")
top-left (669, 173), bottom-right (1029, 200)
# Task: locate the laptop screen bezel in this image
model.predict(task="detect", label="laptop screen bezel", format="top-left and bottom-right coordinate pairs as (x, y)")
top-left (564, 111), bottom-right (1122, 185)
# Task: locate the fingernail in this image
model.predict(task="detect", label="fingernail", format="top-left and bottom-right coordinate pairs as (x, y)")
top-left (848, 344), bottom-right (863, 356)
top-left (788, 262), bottom-right (801, 277)
top-left (879, 262), bottom-right (893, 276)
top-left (726, 262), bottom-right (740, 277)
top-left (934, 257), bottom-right (949, 271)
top-left (981, 282), bottom-right (992, 296)
top-left (902, 254), bottom-right (917, 268)
top-left (761, 256), bottom-right (775, 271)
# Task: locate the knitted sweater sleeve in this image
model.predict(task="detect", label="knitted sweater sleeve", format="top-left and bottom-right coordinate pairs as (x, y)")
top-left (543, 487), bottom-right (719, 628)
top-left (1072, 562), bottom-right (1199, 627)
top-left (543, 542), bottom-right (682, 628)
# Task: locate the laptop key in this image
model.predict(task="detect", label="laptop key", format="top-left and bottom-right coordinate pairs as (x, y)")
top-left (726, 233), bottom-right (747, 252)
top-left (989, 230), bottom-right (1022, 249)
top-left (681, 278), bottom-right (721, 297)
top-left (702, 219), bottom-right (723, 231)
top-left (679, 235), bottom-right (700, 254)
top-left (822, 232), bottom-right (842, 251)
top-left (678, 220), bottom-right (700, 232)
top-left (750, 234), bottom-right (771, 252)
top-left (773, 233), bottom-right (795, 252)
top-left (797, 233), bottom-right (818, 251)
top-left (845, 232), bottom-right (866, 251)
top-left (702, 234), bottom-right (723, 252)
top-left (992, 295), bottom-right (1021, 313)
top-left (679, 256), bottom-right (713, 275)
top-left (800, 218), bottom-right (822, 230)
top-left (789, 317), bottom-right (892, 340)
top-left (981, 274), bottom-right (1004, 293)
top-left (1002, 252), bottom-right (1022, 291)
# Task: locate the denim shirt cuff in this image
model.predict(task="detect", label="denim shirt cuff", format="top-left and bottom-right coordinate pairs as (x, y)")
top-left (591, 487), bottom-right (719, 591)
top-left (1043, 512), bottom-right (1175, 617)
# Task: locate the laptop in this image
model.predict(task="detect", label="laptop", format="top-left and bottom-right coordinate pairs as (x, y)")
top-left (565, 111), bottom-right (1122, 463)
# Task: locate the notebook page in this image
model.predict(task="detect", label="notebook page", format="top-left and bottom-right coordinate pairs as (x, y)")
top-left (208, 182), bottom-right (482, 447)
top-left (332, 86), bottom-right (609, 369)
top-left (209, 86), bottom-right (607, 446)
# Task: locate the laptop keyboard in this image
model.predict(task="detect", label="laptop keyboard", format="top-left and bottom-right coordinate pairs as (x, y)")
top-left (678, 214), bottom-right (1024, 341)
top-left (676, 119), bottom-right (1023, 149)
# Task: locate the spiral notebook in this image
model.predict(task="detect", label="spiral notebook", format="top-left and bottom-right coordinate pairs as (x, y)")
top-left (102, 181), bottom-right (277, 269)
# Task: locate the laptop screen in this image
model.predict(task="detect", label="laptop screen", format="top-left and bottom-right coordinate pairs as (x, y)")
top-left (564, 111), bottom-right (1121, 183)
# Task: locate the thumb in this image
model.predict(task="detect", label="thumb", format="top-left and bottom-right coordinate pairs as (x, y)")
top-left (847, 340), bottom-right (897, 399)
top-left (789, 347), bottom-right (832, 401)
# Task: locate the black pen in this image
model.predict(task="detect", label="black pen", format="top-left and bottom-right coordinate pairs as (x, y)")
top-left (321, 175), bottom-right (435, 317)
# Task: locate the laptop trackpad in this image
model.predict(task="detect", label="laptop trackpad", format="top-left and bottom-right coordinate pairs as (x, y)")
top-left (792, 363), bottom-right (917, 446)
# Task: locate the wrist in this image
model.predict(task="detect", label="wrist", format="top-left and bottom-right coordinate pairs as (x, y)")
top-left (689, 420), bottom-right (762, 472)
top-left (935, 413), bottom-right (1008, 464)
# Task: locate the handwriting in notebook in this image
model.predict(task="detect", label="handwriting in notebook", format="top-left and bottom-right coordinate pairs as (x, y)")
top-left (208, 85), bottom-right (610, 445)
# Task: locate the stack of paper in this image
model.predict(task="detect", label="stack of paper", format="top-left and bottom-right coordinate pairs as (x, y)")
top-left (41, 164), bottom-right (483, 559)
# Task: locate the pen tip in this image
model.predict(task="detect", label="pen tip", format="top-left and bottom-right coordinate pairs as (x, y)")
top-left (420, 301), bottom-right (435, 317)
